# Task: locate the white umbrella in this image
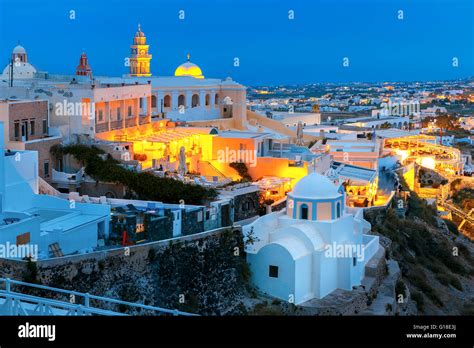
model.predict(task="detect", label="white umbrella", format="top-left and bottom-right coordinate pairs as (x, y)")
top-left (177, 146), bottom-right (187, 176)
top-left (295, 121), bottom-right (304, 146)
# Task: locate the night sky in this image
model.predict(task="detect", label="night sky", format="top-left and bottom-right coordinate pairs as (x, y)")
top-left (0, 0), bottom-right (472, 85)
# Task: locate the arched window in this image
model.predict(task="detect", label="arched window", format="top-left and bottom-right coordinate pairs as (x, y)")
top-left (192, 94), bottom-right (199, 107)
top-left (205, 94), bottom-right (210, 106)
top-left (164, 95), bottom-right (171, 108)
top-left (178, 94), bottom-right (186, 107)
top-left (151, 95), bottom-right (157, 108)
top-left (336, 202), bottom-right (341, 218)
top-left (300, 204), bottom-right (309, 220)
top-left (215, 94), bottom-right (219, 105)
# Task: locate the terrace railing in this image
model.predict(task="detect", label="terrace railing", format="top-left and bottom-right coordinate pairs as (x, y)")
top-left (0, 278), bottom-right (198, 316)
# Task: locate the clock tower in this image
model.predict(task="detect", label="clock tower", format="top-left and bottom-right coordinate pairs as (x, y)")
top-left (129, 24), bottom-right (152, 77)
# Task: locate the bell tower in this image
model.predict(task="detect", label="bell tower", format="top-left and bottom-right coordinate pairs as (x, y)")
top-left (76, 51), bottom-right (93, 79)
top-left (129, 24), bottom-right (152, 77)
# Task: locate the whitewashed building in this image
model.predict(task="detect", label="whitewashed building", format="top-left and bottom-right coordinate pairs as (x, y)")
top-left (1, 44), bottom-right (37, 80)
top-left (0, 122), bottom-right (110, 259)
top-left (0, 28), bottom-right (248, 140)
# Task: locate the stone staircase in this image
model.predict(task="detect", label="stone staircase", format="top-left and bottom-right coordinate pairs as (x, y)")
top-left (38, 176), bottom-right (61, 197)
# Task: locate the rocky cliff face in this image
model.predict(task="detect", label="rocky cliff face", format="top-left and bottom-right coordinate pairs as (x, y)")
top-left (364, 192), bottom-right (474, 315)
top-left (4, 196), bottom-right (471, 316)
top-left (152, 231), bottom-right (251, 315)
top-left (0, 229), bottom-right (252, 315)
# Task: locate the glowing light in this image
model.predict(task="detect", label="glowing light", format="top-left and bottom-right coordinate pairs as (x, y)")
top-left (420, 157), bottom-right (436, 169)
top-left (174, 56), bottom-right (204, 79)
top-left (395, 149), bottom-right (409, 162)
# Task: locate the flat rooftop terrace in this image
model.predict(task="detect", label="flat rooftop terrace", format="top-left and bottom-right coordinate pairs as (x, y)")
top-left (26, 208), bottom-right (105, 233)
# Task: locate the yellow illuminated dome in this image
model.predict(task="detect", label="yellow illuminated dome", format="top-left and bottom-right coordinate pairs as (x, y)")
top-left (174, 54), bottom-right (204, 79)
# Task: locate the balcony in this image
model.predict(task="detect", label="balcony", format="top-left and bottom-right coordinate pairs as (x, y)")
top-left (110, 120), bottom-right (123, 130)
top-left (95, 123), bottom-right (109, 133)
top-left (125, 117), bottom-right (138, 128)
top-left (52, 168), bottom-right (84, 185)
top-left (139, 115), bottom-right (150, 125)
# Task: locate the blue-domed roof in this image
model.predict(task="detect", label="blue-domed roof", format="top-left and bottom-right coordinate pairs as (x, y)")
top-left (290, 172), bottom-right (342, 200)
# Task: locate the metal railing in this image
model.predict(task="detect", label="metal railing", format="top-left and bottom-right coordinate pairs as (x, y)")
top-left (0, 278), bottom-right (198, 316)
top-left (201, 160), bottom-right (228, 179)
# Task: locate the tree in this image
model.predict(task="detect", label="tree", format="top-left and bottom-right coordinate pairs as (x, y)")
top-left (229, 162), bottom-right (252, 182)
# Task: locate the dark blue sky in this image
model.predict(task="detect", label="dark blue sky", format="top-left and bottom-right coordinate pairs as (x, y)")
top-left (0, 0), bottom-right (472, 85)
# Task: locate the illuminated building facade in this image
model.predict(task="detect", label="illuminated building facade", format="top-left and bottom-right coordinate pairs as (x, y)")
top-left (324, 139), bottom-right (381, 170)
top-left (384, 135), bottom-right (463, 176)
top-left (326, 161), bottom-right (378, 207)
top-left (95, 122), bottom-right (215, 173)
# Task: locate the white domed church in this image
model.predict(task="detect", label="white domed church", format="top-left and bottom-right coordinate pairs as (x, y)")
top-left (243, 172), bottom-right (380, 304)
top-left (1, 44), bottom-right (37, 79)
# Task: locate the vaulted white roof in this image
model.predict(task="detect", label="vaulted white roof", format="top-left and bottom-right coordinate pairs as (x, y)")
top-left (290, 172), bottom-right (342, 200)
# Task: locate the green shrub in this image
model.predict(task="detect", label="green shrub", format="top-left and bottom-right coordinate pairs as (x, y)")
top-left (461, 303), bottom-right (474, 315)
top-left (444, 220), bottom-right (459, 235)
top-left (395, 280), bottom-right (406, 298)
top-left (437, 273), bottom-right (463, 291)
top-left (436, 273), bottom-right (450, 286)
top-left (407, 269), bottom-right (444, 307)
top-left (411, 291), bottom-right (425, 312)
top-left (456, 242), bottom-right (474, 266)
top-left (22, 257), bottom-right (38, 284)
top-left (148, 248), bottom-right (156, 262)
top-left (51, 144), bottom-right (217, 205)
top-left (450, 277), bottom-right (463, 291)
top-left (229, 162), bottom-right (252, 182)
